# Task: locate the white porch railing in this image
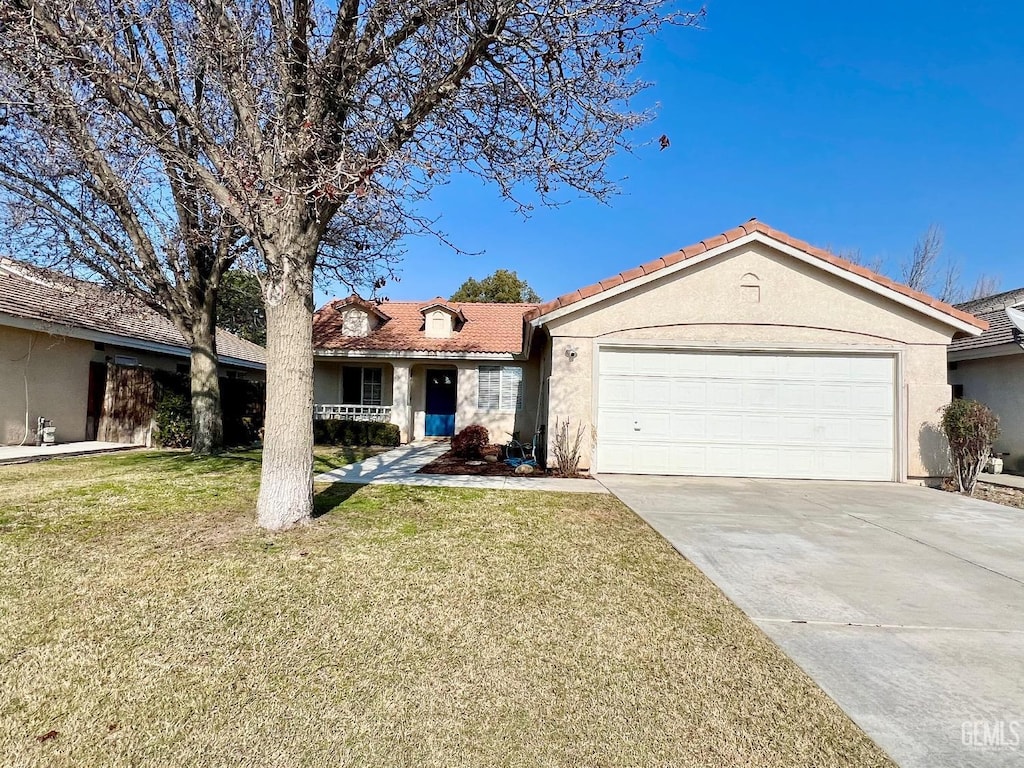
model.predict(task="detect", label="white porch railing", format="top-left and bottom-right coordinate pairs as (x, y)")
top-left (314, 404), bottom-right (392, 423)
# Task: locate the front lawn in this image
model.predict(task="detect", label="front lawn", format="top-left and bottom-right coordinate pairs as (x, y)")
top-left (0, 451), bottom-right (893, 767)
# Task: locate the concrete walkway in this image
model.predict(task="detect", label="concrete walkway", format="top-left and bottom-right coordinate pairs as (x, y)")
top-left (315, 441), bottom-right (608, 493)
top-left (602, 475), bottom-right (1024, 768)
top-left (981, 472), bottom-right (1024, 491)
top-left (0, 441), bottom-right (140, 465)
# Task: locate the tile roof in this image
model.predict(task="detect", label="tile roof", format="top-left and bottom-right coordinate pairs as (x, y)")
top-left (522, 219), bottom-right (988, 332)
top-left (313, 299), bottom-right (536, 355)
top-left (949, 288), bottom-right (1024, 354)
top-left (0, 258), bottom-right (266, 367)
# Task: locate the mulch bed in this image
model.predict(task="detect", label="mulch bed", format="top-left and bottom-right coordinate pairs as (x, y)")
top-left (970, 481), bottom-right (1024, 509)
top-left (941, 477), bottom-right (1024, 509)
top-left (417, 449), bottom-right (551, 478)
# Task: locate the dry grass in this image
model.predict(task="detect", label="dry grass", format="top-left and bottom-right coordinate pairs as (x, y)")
top-left (0, 451), bottom-right (894, 767)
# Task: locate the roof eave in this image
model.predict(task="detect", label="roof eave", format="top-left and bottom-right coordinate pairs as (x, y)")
top-left (0, 312), bottom-right (266, 369)
top-left (529, 230), bottom-right (987, 337)
top-left (948, 342), bottom-right (1023, 363)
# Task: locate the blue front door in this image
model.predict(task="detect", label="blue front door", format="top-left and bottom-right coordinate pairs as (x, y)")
top-left (425, 369), bottom-right (457, 437)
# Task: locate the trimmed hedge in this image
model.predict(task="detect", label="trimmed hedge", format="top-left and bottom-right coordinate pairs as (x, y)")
top-left (314, 419), bottom-right (401, 447)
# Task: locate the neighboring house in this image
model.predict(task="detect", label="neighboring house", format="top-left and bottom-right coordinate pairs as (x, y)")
top-left (0, 257), bottom-right (266, 445)
top-left (947, 288), bottom-right (1024, 473)
top-left (312, 219), bottom-right (986, 483)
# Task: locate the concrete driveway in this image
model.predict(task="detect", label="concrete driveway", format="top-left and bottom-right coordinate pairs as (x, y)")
top-left (600, 476), bottom-right (1024, 768)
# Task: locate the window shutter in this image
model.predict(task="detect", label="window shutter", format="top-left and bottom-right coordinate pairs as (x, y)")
top-left (478, 366), bottom-right (500, 410)
top-left (500, 367), bottom-right (523, 412)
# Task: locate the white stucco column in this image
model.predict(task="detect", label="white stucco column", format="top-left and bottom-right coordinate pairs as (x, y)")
top-left (456, 365), bottom-right (476, 435)
top-left (391, 362), bottom-right (412, 443)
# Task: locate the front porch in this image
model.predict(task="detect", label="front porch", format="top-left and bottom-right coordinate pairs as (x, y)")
top-left (314, 357), bottom-right (533, 445)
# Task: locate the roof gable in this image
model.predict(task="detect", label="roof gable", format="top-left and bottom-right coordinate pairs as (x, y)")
top-left (524, 220), bottom-right (987, 336)
top-left (418, 299), bottom-right (467, 323)
top-left (329, 294), bottom-right (391, 321)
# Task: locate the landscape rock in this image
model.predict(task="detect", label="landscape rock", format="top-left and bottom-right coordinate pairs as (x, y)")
top-left (514, 464), bottom-right (535, 475)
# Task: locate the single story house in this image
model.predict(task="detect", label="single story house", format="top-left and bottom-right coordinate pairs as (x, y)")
top-left (312, 220), bottom-right (986, 483)
top-left (947, 288), bottom-right (1024, 472)
top-left (0, 257), bottom-right (265, 445)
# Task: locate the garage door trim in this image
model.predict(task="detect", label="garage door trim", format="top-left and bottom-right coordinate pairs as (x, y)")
top-left (592, 340), bottom-right (906, 481)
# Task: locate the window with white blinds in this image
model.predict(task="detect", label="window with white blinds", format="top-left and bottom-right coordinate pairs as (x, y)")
top-left (478, 366), bottom-right (523, 412)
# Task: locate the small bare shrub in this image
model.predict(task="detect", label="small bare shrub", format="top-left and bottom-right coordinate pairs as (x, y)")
top-left (940, 398), bottom-right (1000, 496)
top-left (552, 419), bottom-right (587, 477)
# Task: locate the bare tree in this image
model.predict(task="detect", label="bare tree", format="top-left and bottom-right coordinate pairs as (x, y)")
top-left (900, 224), bottom-right (944, 295)
top-left (966, 274), bottom-right (1002, 301)
top-left (0, 0), bottom-right (703, 529)
top-left (0, 120), bottom-right (243, 454)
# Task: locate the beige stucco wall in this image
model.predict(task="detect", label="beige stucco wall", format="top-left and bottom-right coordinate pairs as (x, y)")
top-left (948, 353), bottom-right (1024, 472)
top-left (1, 326), bottom-right (93, 444)
top-left (542, 243), bottom-right (962, 479)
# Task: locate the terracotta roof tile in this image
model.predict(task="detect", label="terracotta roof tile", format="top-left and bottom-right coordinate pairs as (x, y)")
top-left (313, 299), bottom-right (536, 355)
top-left (640, 258), bottom-right (666, 275)
top-left (619, 266), bottom-right (645, 282)
top-left (522, 219), bottom-right (988, 331)
top-left (701, 234), bottom-right (729, 250)
top-left (0, 258), bottom-right (266, 366)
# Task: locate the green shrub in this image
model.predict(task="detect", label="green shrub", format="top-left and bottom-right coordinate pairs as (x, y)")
top-left (313, 419), bottom-right (401, 447)
top-left (153, 373), bottom-right (192, 448)
top-left (940, 398), bottom-right (999, 496)
top-left (452, 424), bottom-right (490, 458)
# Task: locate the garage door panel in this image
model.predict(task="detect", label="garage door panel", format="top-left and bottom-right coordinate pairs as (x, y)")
top-left (597, 349), bottom-right (896, 481)
top-left (743, 415), bottom-right (781, 443)
top-left (850, 384), bottom-right (895, 413)
top-left (817, 384), bottom-right (855, 411)
top-left (706, 355), bottom-right (744, 377)
top-left (598, 410), bottom-right (635, 438)
top-left (637, 413), bottom-right (672, 438)
top-left (669, 444), bottom-right (708, 473)
top-left (600, 349), bottom-right (635, 374)
top-left (779, 383), bottom-right (817, 409)
top-left (707, 382), bottom-right (743, 409)
top-left (634, 352), bottom-right (674, 376)
top-left (635, 378), bottom-right (671, 403)
top-left (851, 417), bottom-right (895, 448)
top-left (599, 378), bottom-right (633, 406)
top-left (670, 380), bottom-right (707, 407)
top-left (706, 445), bottom-right (743, 474)
top-left (672, 354), bottom-right (708, 376)
top-left (780, 416), bottom-right (817, 442)
top-left (670, 412), bottom-right (705, 440)
top-left (706, 413), bottom-right (744, 441)
top-left (743, 382), bottom-right (779, 409)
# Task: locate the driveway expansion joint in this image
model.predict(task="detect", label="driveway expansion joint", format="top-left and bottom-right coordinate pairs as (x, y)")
top-left (754, 618), bottom-right (1024, 634)
top-left (845, 512), bottom-right (1024, 587)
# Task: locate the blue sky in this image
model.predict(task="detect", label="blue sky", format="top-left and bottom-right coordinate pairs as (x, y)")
top-left (318, 0), bottom-right (1024, 306)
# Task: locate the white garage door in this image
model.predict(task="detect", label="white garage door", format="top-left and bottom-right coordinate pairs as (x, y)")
top-left (596, 348), bottom-right (895, 481)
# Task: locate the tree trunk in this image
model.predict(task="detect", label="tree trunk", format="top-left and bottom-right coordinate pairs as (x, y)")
top-left (256, 277), bottom-right (315, 530)
top-left (190, 309), bottom-right (224, 455)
